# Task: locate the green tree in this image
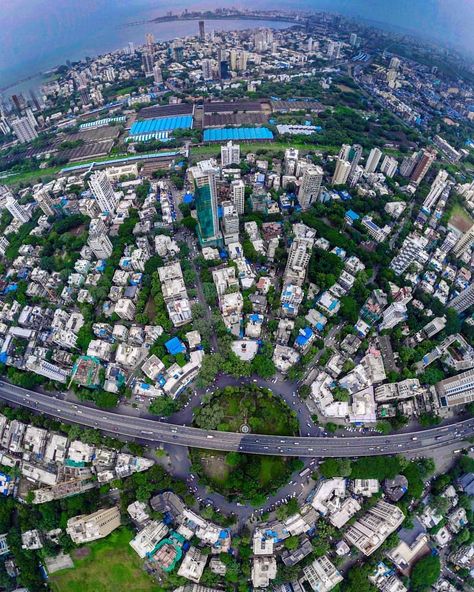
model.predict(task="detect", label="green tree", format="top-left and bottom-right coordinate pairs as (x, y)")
top-left (284, 536), bottom-right (299, 550)
top-left (410, 555), bottom-right (441, 592)
top-left (149, 396), bottom-right (178, 416)
top-left (320, 458), bottom-right (352, 478)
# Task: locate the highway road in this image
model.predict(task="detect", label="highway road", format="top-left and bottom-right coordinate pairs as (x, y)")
top-left (1, 381), bottom-right (473, 457)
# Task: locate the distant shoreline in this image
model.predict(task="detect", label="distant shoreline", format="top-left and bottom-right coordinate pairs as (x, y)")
top-left (121, 13), bottom-right (299, 29)
top-left (3, 15), bottom-right (297, 95)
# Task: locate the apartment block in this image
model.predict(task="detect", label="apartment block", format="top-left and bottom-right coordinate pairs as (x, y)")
top-left (66, 507), bottom-right (121, 544)
top-left (344, 501), bottom-right (404, 555)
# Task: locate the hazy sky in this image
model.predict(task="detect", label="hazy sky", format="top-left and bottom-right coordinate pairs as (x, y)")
top-left (275, 0), bottom-right (474, 54)
top-left (0, 0), bottom-right (473, 89)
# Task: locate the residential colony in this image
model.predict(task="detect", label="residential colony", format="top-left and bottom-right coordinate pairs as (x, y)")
top-left (124, 469), bottom-right (471, 591)
top-left (1, 129), bottom-right (474, 425)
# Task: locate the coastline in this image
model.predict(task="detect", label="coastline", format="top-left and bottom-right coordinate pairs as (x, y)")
top-left (2, 15), bottom-right (295, 96)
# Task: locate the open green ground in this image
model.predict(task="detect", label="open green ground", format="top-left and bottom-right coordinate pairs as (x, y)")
top-left (449, 202), bottom-right (474, 233)
top-left (49, 528), bottom-right (159, 592)
top-left (196, 448), bottom-right (290, 491)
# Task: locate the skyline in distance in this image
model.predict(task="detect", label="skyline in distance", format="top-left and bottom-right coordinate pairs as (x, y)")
top-left (0, 0), bottom-right (472, 91)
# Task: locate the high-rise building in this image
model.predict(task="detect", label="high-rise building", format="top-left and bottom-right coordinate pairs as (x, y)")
top-left (201, 59), bottom-right (213, 80)
top-left (145, 33), bottom-right (155, 48)
top-left (298, 165), bottom-right (323, 210)
top-left (284, 148), bottom-right (299, 176)
top-left (11, 94), bottom-right (23, 114)
top-left (89, 171), bottom-right (118, 213)
top-left (338, 144), bottom-right (351, 160)
top-left (34, 188), bottom-right (55, 217)
top-left (345, 501), bottom-right (404, 556)
top-left (78, 85), bottom-right (90, 106)
top-left (365, 147), bottom-right (382, 173)
top-left (5, 192), bottom-right (31, 223)
top-left (231, 179), bottom-right (245, 215)
top-left (66, 507), bottom-right (121, 544)
top-left (219, 60), bottom-right (229, 80)
top-left (389, 56), bottom-right (401, 70)
top-left (229, 49), bottom-right (238, 71)
top-left (423, 169), bottom-right (449, 211)
top-left (153, 63), bottom-right (163, 85)
top-left (24, 107), bottom-right (37, 131)
top-left (189, 165), bottom-right (221, 246)
top-left (88, 218), bottom-right (113, 259)
top-left (349, 33), bottom-right (358, 47)
top-left (308, 37), bottom-right (314, 52)
top-left (221, 141), bottom-right (240, 167)
top-left (128, 41), bottom-right (135, 55)
top-left (284, 234), bottom-right (315, 286)
top-left (11, 116), bottom-right (38, 144)
top-left (379, 155), bottom-right (398, 178)
top-left (348, 165), bottom-right (363, 187)
top-left (254, 29), bottom-right (273, 52)
top-left (173, 42), bottom-right (183, 62)
top-left (221, 201), bottom-right (239, 245)
top-left (453, 223), bottom-right (474, 257)
top-left (332, 159), bottom-right (351, 185)
top-left (327, 40), bottom-right (341, 59)
top-left (0, 118), bottom-right (10, 136)
top-left (348, 144), bottom-right (363, 181)
top-left (390, 234), bottom-right (428, 275)
top-left (142, 50), bottom-right (154, 77)
top-left (436, 367), bottom-right (474, 407)
top-left (400, 153), bottom-right (418, 178)
top-left (410, 149), bottom-right (436, 186)
top-left (449, 284), bottom-right (474, 314)
top-left (199, 20), bottom-right (205, 40)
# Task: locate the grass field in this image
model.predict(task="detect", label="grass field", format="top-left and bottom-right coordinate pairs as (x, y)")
top-left (50, 528), bottom-right (159, 592)
top-left (449, 202), bottom-right (473, 233)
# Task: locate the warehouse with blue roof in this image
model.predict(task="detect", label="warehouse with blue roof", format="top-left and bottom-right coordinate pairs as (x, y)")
top-left (203, 127), bottom-right (273, 142)
top-left (128, 115), bottom-right (193, 142)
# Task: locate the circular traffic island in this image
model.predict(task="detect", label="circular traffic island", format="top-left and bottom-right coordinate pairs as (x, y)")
top-left (190, 386), bottom-right (302, 506)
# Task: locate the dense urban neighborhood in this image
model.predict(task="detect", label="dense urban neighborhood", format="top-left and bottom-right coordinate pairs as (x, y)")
top-left (0, 6), bottom-right (474, 592)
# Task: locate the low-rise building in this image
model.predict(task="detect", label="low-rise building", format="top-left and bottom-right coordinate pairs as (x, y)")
top-left (66, 507), bottom-right (121, 544)
top-left (302, 555), bottom-right (343, 592)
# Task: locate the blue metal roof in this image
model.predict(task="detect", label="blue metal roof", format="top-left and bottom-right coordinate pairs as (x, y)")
top-left (130, 116), bottom-right (193, 136)
top-left (203, 127), bottom-right (274, 142)
top-left (346, 209), bottom-right (360, 221)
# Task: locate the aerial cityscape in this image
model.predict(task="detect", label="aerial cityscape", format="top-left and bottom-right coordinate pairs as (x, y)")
top-left (0, 3), bottom-right (474, 592)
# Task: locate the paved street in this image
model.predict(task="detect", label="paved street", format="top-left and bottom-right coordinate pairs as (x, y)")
top-left (1, 380), bottom-right (473, 457)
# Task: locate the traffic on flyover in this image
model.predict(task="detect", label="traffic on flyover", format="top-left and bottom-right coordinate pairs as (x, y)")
top-left (1, 380), bottom-right (473, 457)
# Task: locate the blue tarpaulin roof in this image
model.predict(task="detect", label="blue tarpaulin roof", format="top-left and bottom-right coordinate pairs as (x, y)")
top-left (295, 327), bottom-right (313, 346)
top-left (165, 337), bottom-right (186, 356)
